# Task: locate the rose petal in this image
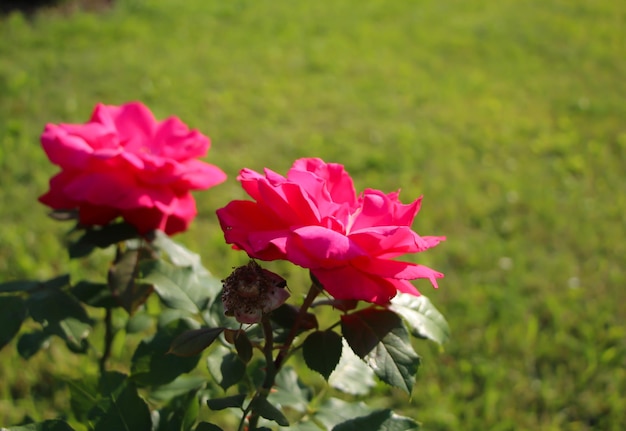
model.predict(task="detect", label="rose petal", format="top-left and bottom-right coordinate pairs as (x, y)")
top-left (312, 266), bottom-right (397, 304)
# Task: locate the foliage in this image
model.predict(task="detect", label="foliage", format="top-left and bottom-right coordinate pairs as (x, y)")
top-left (0, 221), bottom-right (447, 430)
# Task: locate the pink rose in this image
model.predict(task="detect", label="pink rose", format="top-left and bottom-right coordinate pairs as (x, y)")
top-left (216, 158), bottom-right (444, 304)
top-left (39, 102), bottom-right (226, 235)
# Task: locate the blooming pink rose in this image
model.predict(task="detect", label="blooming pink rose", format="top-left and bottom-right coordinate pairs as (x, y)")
top-left (39, 102), bottom-right (226, 235)
top-left (216, 158), bottom-right (444, 304)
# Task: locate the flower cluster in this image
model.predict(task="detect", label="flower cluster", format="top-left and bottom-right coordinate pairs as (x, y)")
top-left (217, 158), bottom-right (444, 304)
top-left (23, 101), bottom-right (448, 431)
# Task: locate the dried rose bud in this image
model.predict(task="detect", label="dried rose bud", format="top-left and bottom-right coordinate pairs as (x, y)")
top-left (222, 261), bottom-right (290, 324)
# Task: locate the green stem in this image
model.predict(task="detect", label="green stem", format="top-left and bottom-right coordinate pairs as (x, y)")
top-left (274, 282), bottom-right (321, 370)
top-left (246, 317), bottom-right (276, 430)
top-left (245, 281), bottom-right (322, 430)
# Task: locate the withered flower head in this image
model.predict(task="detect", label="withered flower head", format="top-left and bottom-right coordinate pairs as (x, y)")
top-left (222, 261), bottom-right (290, 324)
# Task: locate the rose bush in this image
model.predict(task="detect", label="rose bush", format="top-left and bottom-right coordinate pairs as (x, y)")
top-left (39, 102), bottom-right (226, 235)
top-left (217, 157), bottom-right (444, 304)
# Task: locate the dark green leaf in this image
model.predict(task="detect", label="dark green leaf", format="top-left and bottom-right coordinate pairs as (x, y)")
top-left (131, 320), bottom-right (201, 387)
top-left (155, 391), bottom-right (199, 431)
top-left (332, 409), bottom-right (420, 431)
top-left (17, 331), bottom-right (50, 359)
top-left (268, 366), bottom-right (311, 413)
top-left (27, 287), bottom-right (92, 350)
top-left (139, 259), bottom-right (206, 313)
top-left (108, 248), bottom-right (154, 315)
top-left (149, 375), bottom-right (206, 402)
top-left (18, 275), bottom-right (71, 298)
top-left (328, 340), bottom-right (375, 395)
top-left (206, 346), bottom-right (246, 391)
top-left (44, 274), bottom-right (72, 290)
top-left (388, 294), bottom-right (450, 345)
top-left (0, 295), bottom-right (27, 350)
top-left (169, 327), bottom-right (224, 357)
top-left (250, 397), bottom-right (289, 426)
top-left (234, 330), bottom-right (253, 363)
top-left (0, 279), bottom-right (38, 293)
top-left (194, 423), bottom-right (223, 431)
top-left (270, 303), bottom-right (318, 332)
top-left (206, 393), bottom-right (247, 411)
top-left (88, 371), bottom-right (152, 431)
top-left (302, 330), bottom-right (343, 380)
top-left (68, 223), bottom-right (138, 259)
top-left (28, 287), bottom-right (89, 324)
top-left (341, 309), bottom-right (420, 393)
top-left (71, 281), bottom-right (117, 308)
top-left (4, 420), bottom-right (76, 431)
top-left (67, 378), bottom-right (99, 422)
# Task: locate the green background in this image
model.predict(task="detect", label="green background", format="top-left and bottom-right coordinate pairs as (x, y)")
top-left (0, 0), bottom-right (624, 429)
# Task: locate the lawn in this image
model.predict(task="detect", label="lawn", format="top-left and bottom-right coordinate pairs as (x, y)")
top-left (0, 0), bottom-right (625, 429)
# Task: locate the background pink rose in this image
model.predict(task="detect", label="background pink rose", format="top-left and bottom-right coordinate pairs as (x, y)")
top-left (39, 102), bottom-right (226, 236)
top-left (217, 157), bottom-right (444, 304)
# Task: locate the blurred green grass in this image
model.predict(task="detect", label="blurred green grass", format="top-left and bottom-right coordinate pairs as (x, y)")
top-left (0, 0), bottom-right (625, 429)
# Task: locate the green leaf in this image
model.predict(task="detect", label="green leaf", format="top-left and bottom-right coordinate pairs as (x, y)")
top-left (309, 398), bottom-right (372, 430)
top-left (202, 296), bottom-right (234, 328)
top-left (139, 259), bottom-right (207, 314)
top-left (206, 393), bottom-right (247, 411)
top-left (108, 248), bottom-right (154, 315)
top-left (152, 232), bottom-right (210, 273)
top-left (388, 294), bottom-right (450, 344)
top-left (9, 275), bottom-right (70, 296)
top-left (149, 375), bottom-right (206, 402)
top-left (27, 286), bottom-right (92, 350)
top-left (169, 327), bottom-right (224, 357)
top-left (328, 339), bottom-right (375, 395)
top-left (0, 279), bottom-right (39, 293)
top-left (250, 397), bottom-right (289, 426)
top-left (17, 331), bottom-right (51, 359)
top-left (71, 281), bottom-right (117, 308)
top-left (131, 319), bottom-right (201, 387)
top-left (155, 391), bottom-right (199, 431)
top-left (206, 346), bottom-right (246, 390)
top-left (268, 366), bottom-right (311, 413)
top-left (67, 377), bottom-right (99, 422)
top-left (332, 409), bottom-right (420, 431)
top-left (341, 309), bottom-right (420, 393)
top-left (28, 287), bottom-right (87, 323)
top-left (0, 295), bottom-right (27, 350)
top-left (68, 222), bottom-right (138, 259)
top-left (126, 311), bottom-right (154, 334)
top-left (4, 420), bottom-right (76, 431)
top-left (233, 330), bottom-right (253, 363)
top-left (88, 371), bottom-right (152, 431)
top-left (151, 232), bottom-right (222, 303)
top-left (270, 303), bottom-right (318, 333)
top-left (302, 330), bottom-right (343, 380)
